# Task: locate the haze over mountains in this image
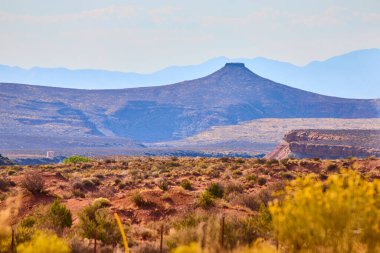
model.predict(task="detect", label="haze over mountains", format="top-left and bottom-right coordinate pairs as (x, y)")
top-left (0, 49), bottom-right (379, 99)
top-left (1, 63), bottom-right (379, 155)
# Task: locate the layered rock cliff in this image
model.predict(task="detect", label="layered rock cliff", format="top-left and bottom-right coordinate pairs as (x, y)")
top-left (266, 129), bottom-right (380, 159)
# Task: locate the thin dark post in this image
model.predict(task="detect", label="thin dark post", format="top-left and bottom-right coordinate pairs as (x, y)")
top-left (160, 224), bottom-right (164, 253)
top-left (94, 229), bottom-right (97, 253)
top-left (10, 227), bottom-right (15, 253)
top-left (220, 215), bottom-right (225, 250)
top-left (276, 232), bottom-right (279, 251)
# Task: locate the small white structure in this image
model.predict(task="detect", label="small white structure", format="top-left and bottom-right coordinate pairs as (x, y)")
top-left (46, 151), bottom-right (55, 159)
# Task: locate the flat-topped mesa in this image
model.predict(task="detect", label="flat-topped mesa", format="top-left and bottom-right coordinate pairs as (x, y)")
top-left (224, 63), bottom-right (246, 68)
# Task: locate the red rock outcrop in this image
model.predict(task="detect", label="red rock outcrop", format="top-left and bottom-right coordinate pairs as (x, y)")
top-left (267, 129), bottom-right (380, 159)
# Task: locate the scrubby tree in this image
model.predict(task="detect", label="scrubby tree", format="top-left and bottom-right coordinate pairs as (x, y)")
top-left (63, 155), bottom-right (92, 164)
top-left (47, 199), bottom-right (72, 233)
top-left (78, 201), bottom-right (121, 246)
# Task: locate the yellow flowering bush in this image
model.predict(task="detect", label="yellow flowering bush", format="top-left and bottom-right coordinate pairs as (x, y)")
top-left (17, 231), bottom-right (70, 253)
top-left (270, 170), bottom-right (380, 253)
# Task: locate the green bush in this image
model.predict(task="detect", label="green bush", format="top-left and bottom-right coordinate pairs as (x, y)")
top-left (47, 199), bottom-right (72, 232)
top-left (246, 174), bottom-right (258, 182)
top-left (20, 217), bottom-right (36, 228)
top-left (206, 183), bottom-right (224, 198)
top-left (257, 177), bottom-right (267, 186)
top-left (180, 179), bottom-right (192, 190)
top-left (63, 155), bottom-right (92, 164)
top-left (157, 178), bottom-right (169, 191)
top-left (198, 191), bottom-right (214, 209)
top-left (78, 202), bottom-right (121, 246)
top-left (131, 191), bottom-right (146, 207)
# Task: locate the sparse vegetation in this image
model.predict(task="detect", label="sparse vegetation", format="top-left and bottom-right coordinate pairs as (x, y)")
top-left (1, 156), bottom-right (380, 252)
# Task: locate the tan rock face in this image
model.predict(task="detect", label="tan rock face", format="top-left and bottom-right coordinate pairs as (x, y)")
top-left (268, 129), bottom-right (380, 159)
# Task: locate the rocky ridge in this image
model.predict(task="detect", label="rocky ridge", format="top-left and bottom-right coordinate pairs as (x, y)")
top-left (266, 129), bottom-right (380, 159)
top-left (0, 154), bottom-right (14, 165)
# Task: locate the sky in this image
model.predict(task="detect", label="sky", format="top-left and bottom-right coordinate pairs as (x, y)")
top-left (0, 0), bottom-right (379, 73)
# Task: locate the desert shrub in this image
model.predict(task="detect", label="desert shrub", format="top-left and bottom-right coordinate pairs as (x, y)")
top-left (232, 170), bottom-right (243, 176)
top-left (180, 179), bottom-right (192, 190)
top-left (168, 210), bottom-right (272, 252)
top-left (72, 188), bottom-right (85, 198)
top-left (47, 199), bottom-right (72, 232)
top-left (7, 169), bottom-right (16, 176)
top-left (326, 163), bottom-right (339, 172)
top-left (270, 170), bottom-right (380, 252)
top-left (232, 193), bottom-right (262, 211)
top-left (172, 213), bottom-right (207, 231)
top-left (224, 182), bottom-right (243, 197)
top-left (92, 197), bottom-right (111, 208)
top-left (114, 178), bottom-right (121, 185)
top-left (20, 216), bottom-right (36, 228)
top-left (281, 171), bottom-right (295, 180)
top-left (69, 237), bottom-right (93, 253)
top-left (0, 178), bottom-right (11, 191)
top-left (72, 181), bottom-right (84, 190)
top-left (118, 182), bottom-right (126, 190)
top-left (236, 158), bottom-right (245, 164)
top-left (17, 231), bottom-right (70, 253)
top-left (157, 178), bottom-right (169, 191)
top-left (89, 177), bottom-right (101, 186)
top-left (265, 159), bottom-right (278, 166)
top-left (198, 191), bottom-right (214, 209)
top-left (21, 172), bottom-right (45, 194)
top-left (131, 191), bottom-right (146, 207)
top-left (78, 202), bottom-right (121, 246)
top-left (279, 158), bottom-right (290, 166)
top-left (63, 155), bottom-right (92, 164)
top-left (81, 179), bottom-right (95, 188)
top-left (161, 192), bottom-right (172, 201)
top-left (257, 182), bottom-right (286, 207)
top-left (223, 215), bottom-right (270, 250)
top-left (255, 158), bottom-right (266, 165)
top-left (257, 177), bottom-right (267, 186)
top-left (206, 183), bottom-right (224, 198)
top-left (246, 174), bottom-right (258, 182)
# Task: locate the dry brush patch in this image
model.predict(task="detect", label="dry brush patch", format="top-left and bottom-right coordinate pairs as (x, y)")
top-left (0, 156), bottom-right (379, 252)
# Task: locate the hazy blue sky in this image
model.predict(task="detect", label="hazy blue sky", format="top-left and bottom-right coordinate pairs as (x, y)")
top-left (0, 0), bottom-right (379, 72)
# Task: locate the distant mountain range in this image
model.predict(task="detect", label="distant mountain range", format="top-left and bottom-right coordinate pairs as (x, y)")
top-left (0, 49), bottom-right (379, 99)
top-left (1, 63), bottom-right (379, 150)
